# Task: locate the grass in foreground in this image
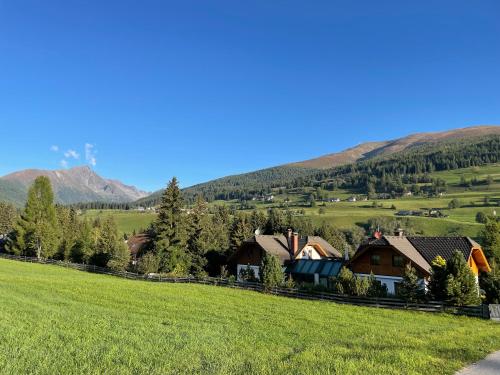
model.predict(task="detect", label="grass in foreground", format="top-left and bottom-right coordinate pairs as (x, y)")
top-left (1, 260), bottom-right (500, 374)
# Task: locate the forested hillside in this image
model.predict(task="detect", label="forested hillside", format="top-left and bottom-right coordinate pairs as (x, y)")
top-left (136, 133), bottom-right (500, 206)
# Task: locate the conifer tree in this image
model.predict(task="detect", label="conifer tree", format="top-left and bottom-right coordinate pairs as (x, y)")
top-left (428, 256), bottom-right (448, 301)
top-left (445, 251), bottom-right (480, 306)
top-left (481, 218), bottom-right (500, 263)
top-left (8, 176), bottom-right (59, 258)
top-left (261, 253), bottom-right (284, 291)
top-left (186, 195), bottom-right (209, 276)
top-left (398, 264), bottom-right (424, 302)
top-left (0, 202), bottom-right (17, 236)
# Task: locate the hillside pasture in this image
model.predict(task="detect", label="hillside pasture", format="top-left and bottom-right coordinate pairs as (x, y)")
top-left (0, 258), bottom-right (500, 375)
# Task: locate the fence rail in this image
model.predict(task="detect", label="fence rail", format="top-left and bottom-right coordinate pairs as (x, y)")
top-left (0, 253), bottom-right (491, 319)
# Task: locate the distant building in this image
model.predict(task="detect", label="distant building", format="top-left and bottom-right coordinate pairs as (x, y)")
top-left (347, 196), bottom-right (357, 202)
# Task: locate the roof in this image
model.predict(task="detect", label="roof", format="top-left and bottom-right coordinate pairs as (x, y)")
top-left (407, 237), bottom-right (473, 265)
top-left (353, 235), bottom-right (490, 273)
top-left (384, 236), bottom-right (431, 273)
top-left (287, 259), bottom-right (343, 278)
top-left (305, 236), bottom-right (342, 258)
top-left (244, 234), bottom-right (342, 261)
top-left (127, 234), bottom-right (151, 256)
top-left (254, 235), bottom-right (291, 262)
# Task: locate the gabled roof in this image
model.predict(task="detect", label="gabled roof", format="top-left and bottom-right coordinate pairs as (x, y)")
top-left (384, 236), bottom-right (431, 273)
top-left (253, 235), bottom-right (291, 262)
top-left (304, 236), bottom-right (342, 258)
top-left (353, 235), bottom-right (491, 274)
top-left (407, 237), bottom-right (473, 265)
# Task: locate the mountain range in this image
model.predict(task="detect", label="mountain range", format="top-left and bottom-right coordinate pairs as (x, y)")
top-left (0, 166), bottom-right (148, 206)
top-left (1, 125), bottom-right (499, 207)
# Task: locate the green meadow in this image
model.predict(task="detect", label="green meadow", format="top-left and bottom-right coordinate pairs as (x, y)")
top-left (0, 258), bottom-right (500, 375)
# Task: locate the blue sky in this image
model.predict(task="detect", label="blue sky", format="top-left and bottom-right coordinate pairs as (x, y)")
top-left (1, 1), bottom-right (499, 191)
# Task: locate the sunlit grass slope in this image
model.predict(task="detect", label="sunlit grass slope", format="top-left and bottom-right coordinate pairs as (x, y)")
top-left (1, 259), bottom-right (500, 375)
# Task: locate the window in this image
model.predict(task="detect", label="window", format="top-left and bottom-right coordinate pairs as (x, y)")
top-left (370, 254), bottom-right (381, 265)
top-left (392, 255), bottom-right (404, 267)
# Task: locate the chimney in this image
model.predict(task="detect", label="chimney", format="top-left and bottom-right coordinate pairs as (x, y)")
top-left (344, 246), bottom-right (350, 262)
top-left (287, 229), bottom-right (293, 254)
top-left (291, 232), bottom-right (299, 255)
top-left (394, 228), bottom-right (404, 237)
top-left (373, 231), bottom-right (382, 240)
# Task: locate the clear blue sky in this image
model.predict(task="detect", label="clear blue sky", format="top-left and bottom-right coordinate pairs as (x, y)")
top-left (1, 1), bottom-right (499, 191)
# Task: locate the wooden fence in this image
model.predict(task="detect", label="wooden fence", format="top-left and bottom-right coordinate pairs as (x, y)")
top-left (0, 253), bottom-right (491, 319)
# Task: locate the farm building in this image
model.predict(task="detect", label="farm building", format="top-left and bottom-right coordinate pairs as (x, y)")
top-left (349, 230), bottom-right (491, 295)
top-left (228, 230), bottom-right (341, 281)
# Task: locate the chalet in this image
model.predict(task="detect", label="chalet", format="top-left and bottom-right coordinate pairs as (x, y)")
top-left (349, 230), bottom-right (491, 295)
top-left (347, 196), bottom-right (357, 202)
top-left (228, 230), bottom-right (342, 281)
top-left (126, 234), bottom-right (151, 266)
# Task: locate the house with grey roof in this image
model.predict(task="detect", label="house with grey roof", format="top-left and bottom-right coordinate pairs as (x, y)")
top-left (228, 230), bottom-right (342, 281)
top-left (349, 230), bottom-right (491, 295)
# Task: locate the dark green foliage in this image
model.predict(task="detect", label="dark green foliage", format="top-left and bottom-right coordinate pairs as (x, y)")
top-left (261, 253), bottom-right (284, 291)
top-left (448, 198), bottom-right (460, 209)
top-left (475, 212), bottom-right (488, 224)
top-left (332, 267), bottom-right (382, 297)
top-left (428, 256), bottom-right (448, 301)
top-left (480, 218), bottom-right (500, 263)
top-left (398, 264), bottom-right (425, 302)
top-left (367, 273), bottom-right (388, 298)
top-left (7, 176), bottom-right (59, 259)
top-left (315, 223), bottom-right (349, 254)
top-left (445, 251), bottom-right (480, 306)
top-left (480, 260), bottom-right (500, 304)
top-left (138, 252), bottom-right (160, 274)
top-left (0, 202), bottom-right (17, 236)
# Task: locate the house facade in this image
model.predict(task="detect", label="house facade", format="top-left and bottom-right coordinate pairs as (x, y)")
top-left (228, 230), bottom-right (341, 281)
top-left (349, 231), bottom-right (491, 295)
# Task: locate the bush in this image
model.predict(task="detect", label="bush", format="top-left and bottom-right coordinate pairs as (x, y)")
top-left (480, 260), bottom-right (500, 304)
top-left (448, 199), bottom-right (460, 209)
top-left (428, 256), bottom-right (447, 301)
top-left (475, 211), bottom-right (488, 224)
top-left (367, 273), bottom-right (388, 297)
top-left (239, 265), bottom-right (258, 282)
top-left (138, 252), bottom-right (160, 274)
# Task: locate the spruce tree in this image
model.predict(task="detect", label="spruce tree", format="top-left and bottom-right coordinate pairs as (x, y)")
top-left (428, 256), bottom-right (447, 301)
top-left (445, 251), bottom-right (480, 306)
top-left (481, 218), bottom-right (500, 263)
top-left (398, 264), bottom-right (424, 302)
top-left (0, 202), bottom-right (17, 236)
top-left (153, 177), bottom-right (190, 274)
top-left (261, 253), bottom-right (284, 291)
top-left (8, 176), bottom-right (59, 258)
top-left (186, 195), bottom-right (209, 276)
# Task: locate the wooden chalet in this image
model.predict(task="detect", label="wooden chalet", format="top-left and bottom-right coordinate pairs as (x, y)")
top-left (228, 230), bottom-right (342, 281)
top-left (349, 230), bottom-right (491, 295)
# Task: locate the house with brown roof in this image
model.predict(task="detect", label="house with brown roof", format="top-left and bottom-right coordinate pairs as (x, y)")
top-left (228, 230), bottom-right (342, 281)
top-left (349, 230), bottom-right (491, 295)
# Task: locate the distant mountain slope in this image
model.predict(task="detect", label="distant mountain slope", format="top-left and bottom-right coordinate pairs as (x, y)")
top-left (291, 125), bottom-right (500, 169)
top-left (136, 125), bottom-right (500, 206)
top-left (0, 166), bottom-right (148, 206)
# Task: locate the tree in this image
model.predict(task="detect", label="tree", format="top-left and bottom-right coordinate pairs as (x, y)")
top-left (480, 260), bottom-right (500, 304)
top-left (229, 213), bottom-right (253, 252)
top-left (186, 196), bottom-right (209, 276)
top-left (428, 256), bottom-right (447, 301)
top-left (448, 198), bottom-right (460, 209)
top-left (398, 264), bottom-right (424, 302)
top-left (0, 202), bottom-right (17, 236)
top-left (138, 252), bottom-right (160, 274)
top-left (475, 211), bottom-right (488, 224)
top-left (480, 218), bottom-right (500, 263)
top-left (8, 177), bottom-right (59, 259)
top-left (367, 273), bottom-right (388, 297)
top-left (261, 253), bottom-right (284, 290)
top-left (152, 177), bottom-right (190, 273)
top-left (445, 251), bottom-right (480, 306)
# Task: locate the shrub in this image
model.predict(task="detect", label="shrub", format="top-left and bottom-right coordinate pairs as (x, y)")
top-left (137, 252), bottom-right (160, 274)
top-left (475, 211), bottom-right (488, 224)
top-left (367, 273), bottom-right (388, 297)
top-left (239, 265), bottom-right (258, 282)
top-left (428, 256), bottom-right (447, 301)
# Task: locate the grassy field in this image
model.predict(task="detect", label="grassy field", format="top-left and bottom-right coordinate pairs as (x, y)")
top-left (1, 259), bottom-right (500, 374)
top-left (81, 209), bottom-right (156, 236)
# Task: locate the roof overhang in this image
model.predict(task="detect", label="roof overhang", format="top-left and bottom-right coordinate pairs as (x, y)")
top-left (471, 247), bottom-right (492, 273)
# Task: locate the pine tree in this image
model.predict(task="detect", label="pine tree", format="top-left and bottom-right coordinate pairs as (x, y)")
top-left (186, 196), bottom-right (209, 276)
top-left (398, 264), bottom-right (424, 302)
top-left (229, 213), bottom-right (253, 252)
top-left (153, 177), bottom-right (190, 273)
top-left (481, 218), bottom-right (500, 263)
top-left (0, 202), bottom-right (17, 236)
top-left (445, 251), bottom-right (480, 306)
top-left (261, 253), bottom-right (284, 291)
top-left (428, 256), bottom-right (447, 301)
top-left (8, 177), bottom-right (59, 258)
